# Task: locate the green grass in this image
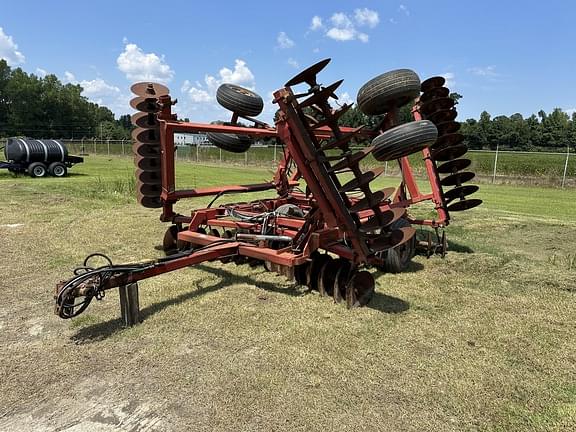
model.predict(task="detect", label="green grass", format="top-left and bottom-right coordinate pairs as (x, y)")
top-left (62, 140), bottom-right (576, 182)
top-left (0, 155), bottom-right (575, 431)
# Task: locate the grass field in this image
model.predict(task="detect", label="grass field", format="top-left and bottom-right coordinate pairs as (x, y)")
top-left (64, 141), bottom-right (576, 185)
top-left (0, 156), bottom-right (575, 431)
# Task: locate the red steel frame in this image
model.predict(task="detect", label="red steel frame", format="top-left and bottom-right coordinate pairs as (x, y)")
top-left (146, 87), bottom-right (450, 272)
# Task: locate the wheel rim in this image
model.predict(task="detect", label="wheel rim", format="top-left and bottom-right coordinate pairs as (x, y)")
top-left (54, 166), bottom-right (65, 176)
top-left (33, 166), bottom-right (45, 176)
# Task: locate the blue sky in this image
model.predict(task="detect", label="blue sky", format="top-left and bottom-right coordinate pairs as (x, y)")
top-left (1, 0), bottom-right (575, 124)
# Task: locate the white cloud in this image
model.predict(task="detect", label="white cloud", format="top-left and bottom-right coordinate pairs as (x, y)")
top-left (117, 42), bottom-right (174, 83)
top-left (183, 59), bottom-right (256, 110)
top-left (312, 47), bottom-right (320, 53)
top-left (354, 8), bottom-right (379, 28)
top-left (0, 27), bottom-right (25, 65)
top-left (310, 16), bottom-right (324, 31)
top-left (277, 32), bottom-right (295, 49)
top-left (564, 108), bottom-right (576, 117)
top-left (468, 66), bottom-right (498, 77)
top-left (181, 79), bottom-right (191, 93)
top-left (339, 92), bottom-right (354, 106)
top-left (441, 72), bottom-right (456, 88)
top-left (79, 78), bottom-right (120, 101)
top-left (188, 87), bottom-right (211, 103)
top-left (389, 18), bottom-right (398, 24)
top-left (215, 59), bottom-right (255, 88)
top-left (399, 4), bottom-right (410, 16)
top-left (327, 27), bottom-right (357, 42)
top-left (63, 71), bottom-right (76, 83)
top-left (321, 11), bottom-right (374, 43)
top-left (35, 68), bottom-right (47, 77)
top-left (287, 58), bottom-right (299, 69)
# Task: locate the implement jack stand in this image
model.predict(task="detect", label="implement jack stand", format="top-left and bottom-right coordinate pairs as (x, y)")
top-left (119, 283), bottom-right (140, 326)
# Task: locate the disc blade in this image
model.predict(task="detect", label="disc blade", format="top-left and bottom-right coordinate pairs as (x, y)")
top-left (346, 270), bottom-right (375, 308)
top-left (420, 86), bottom-right (449, 103)
top-left (370, 227), bottom-right (416, 253)
top-left (306, 253), bottom-right (331, 291)
top-left (348, 187), bottom-right (395, 213)
top-left (310, 104), bottom-right (353, 129)
top-left (432, 144), bottom-right (468, 161)
top-left (339, 167), bottom-right (384, 193)
top-left (443, 185), bottom-right (479, 203)
top-left (447, 198), bottom-right (482, 212)
top-left (132, 127), bottom-right (161, 144)
top-left (299, 79), bottom-right (344, 108)
top-left (440, 171), bottom-right (475, 186)
top-left (333, 259), bottom-right (352, 304)
top-left (138, 183), bottom-right (162, 197)
top-left (130, 96), bottom-right (160, 113)
top-left (432, 132), bottom-right (465, 151)
top-left (321, 125), bottom-right (365, 151)
top-left (330, 146), bottom-right (374, 172)
top-left (421, 76), bottom-right (446, 93)
top-left (285, 58), bottom-right (331, 87)
top-left (136, 168), bottom-right (161, 184)
top-left (131, 112), bottom-right (159, 128)
top-left (134, 155), bottom-right (161, 171)
top-left (421, 97), bottom-right (455, 115)
top-left (436, 121), bottom-right (461, 135)
top-left (131, 82), bottom-right (170, 97)
top-left (436, 158), bottom-right (471, 174)
top-left (359, 207), bottom-right (406, 233)
top-left (317, 255), bottom-right (334, 296)
top-left (133, 142), bottom-right (161, 158)
top-left (137, 191), bottom-right (162, 208)
top-left (427, 109), bottom-right (457, 124)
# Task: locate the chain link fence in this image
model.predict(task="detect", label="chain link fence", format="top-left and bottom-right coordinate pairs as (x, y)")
top-left (61, 139), bottom-right (575, 188)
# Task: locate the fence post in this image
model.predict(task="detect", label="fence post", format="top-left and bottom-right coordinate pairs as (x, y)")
top-left (93, 138), bottom-right (97, 154)
top-left (107, 139), bottom-right (110, 155)
top-left (81, 137), bottom-right (85, 154)
top-left (196, 144), bottom-right (199, 162)
top-left (384, 161), bottom-right (388, 176)
top-left (492, 144), bottom-right (499, 183)
top-left (220, 147), bottom-right (222, 164)
top-left (561, 145), bottom-right (570, 189)
top-left (273, 142), bottom-right (277, 162)
top-left (245, 151), bottom-right (248, 166)
top-left (121, 139), bottom-right (125, 155)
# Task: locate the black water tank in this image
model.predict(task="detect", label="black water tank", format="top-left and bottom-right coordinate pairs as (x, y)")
top-left (4, 138), bottom-right (68, 163)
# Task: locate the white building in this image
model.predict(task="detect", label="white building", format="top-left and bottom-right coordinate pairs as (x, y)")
top-left (174, 133), bottom-right (209, 146)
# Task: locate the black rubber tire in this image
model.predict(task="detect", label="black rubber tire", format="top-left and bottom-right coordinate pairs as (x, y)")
top-left (206, 131), bottom-right (253, 153)
top-left (357, 69), bottom-right (421, 115)
top-left (28, 162), bottom-right (47, 178)
top-left (206, 120), bottom-right (253, 153)
top-left (48, 162), bottom-right (67, 177)
top-left (380, 219), bottom-right (416, 273)
top-left (216, 83), bottom-right (264, 117)
top-left (372, 120), bottom-right (438, 161)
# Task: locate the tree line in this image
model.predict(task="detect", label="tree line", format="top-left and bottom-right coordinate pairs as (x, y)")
top-left (0, 60), bottom-right (130, 140)
top-left (1, 58), bottom-right (574, 151)
top-left (339, 93), bottom-right (576, 152)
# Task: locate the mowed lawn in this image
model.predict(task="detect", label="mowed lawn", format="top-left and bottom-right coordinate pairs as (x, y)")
top-left (0, 155), bottom-right (575, 431)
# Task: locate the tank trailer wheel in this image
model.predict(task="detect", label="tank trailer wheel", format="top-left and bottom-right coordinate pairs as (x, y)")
top-left (216, 83), bottom-right (264, 117)
top-left (28, 162), bottom-right (48, 178)
top-left (49, 162), bottom-right (67, 177)
top-left (357, 69), bottom-right (421, 116)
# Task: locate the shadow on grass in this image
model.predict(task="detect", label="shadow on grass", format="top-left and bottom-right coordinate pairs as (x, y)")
top-left (447, 239), bottom-right (474, 254)
top-left (71, 263), bottom-right (304, 343)
top-left (368, 292), bottom-right (410, 314)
